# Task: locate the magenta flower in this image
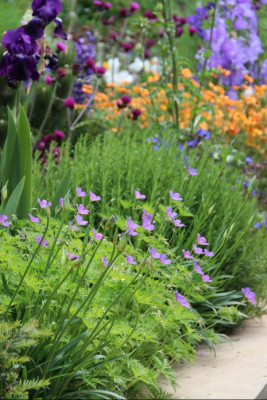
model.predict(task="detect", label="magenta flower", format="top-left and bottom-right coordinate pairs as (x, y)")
top-left (129, 2), bottom-right (140, 14)
top-left (102, 255), bottom-right (109, 267)
top-left (37, 198), bottom-right (52, 208)
top-left (175, 290), bottom-right (190, 308)
top-left (28, 213), bottom-right (40, 223)
top-left (76, 204), bottom-right (89, 214)
top-left (160, 254), bottom-right (171, 265)
top-left (204, 249), bottom-right (214, 257)
top-left (54, 130), bottom-right (65, 140)
top-left (44, 75), bottom-right (53, 85)
top-left (148, 247), bottom-right (161, 259)
top-left (94, 66), bottom-right (106, 76)
top-left (0, 214), bottom-right (10, 227)
top-left (169, 190), bottom-right (183, 201)
top-left (166, 207), bottom-right (177, 218)
top-left (89, 191), bottom-right (101, 201)
top-left (142, 210), bottom-right (155, 231)
top-left (56, 42), bottom-right (66, 52)
top-left (135, 190), bottom-right (146, 199)
top-left (197, 233), bottom-right (209, 246)
top-left (35, 236), bottom-right (49, 247)
top-left (126, 254), bottom-right (137, 265)
top-left (182, 249), bottom-right (193, 259)
top-left (121, 42), bottom-right (134, 52)
top-left (64, 96), bottom-right (75, 109)
top-left (242, 287), bottom-right (256, 307)
top-left (188, 166), bottom-right (198, 176)
top-left (76, 215), bottom-right (88, 226)
top-left (193, 244), bottom-right (204, 254)
top-left (66, 250), bottom-right (79, 260)
top-left (76, 187), bottom-right (86, 197)
top-left (126, 218), bottom-right (139, 236)
top-left (132, 109), bottom-right (142, 120)
top-left (173, 218), bottom-right (185, 227)
top-left (93, 228), bottom-right (103, 240)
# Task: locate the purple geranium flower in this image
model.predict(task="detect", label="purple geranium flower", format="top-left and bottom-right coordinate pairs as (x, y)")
top-left (135, 190), bottom-right (146, 199)
top-left (126, 255), bottom-right (137, 265)
top-left (102, 255), bottom-right (109, 267)
top-left (202, 274), bottom-right (212, 282)
top-left (89, 191), bottom-right (101, 201)
top-left (194, 260), bottom-right (203, 274)
top-left (175, 290), bottom-right (190, 308)
top-left (142, 210), bottom-right (155, 231)
top-left (76, 187), bottom-right (86, 197)
top-left (69, 221), bottom-right (77, 231)
top-left (66, 250), bottom-right (79, 260)
top-left (59, 197), bottom-right (64, 207)
top-left (182, 249), bottom-right (193, 259)
top-left (93, 228), bottom-right (103, 240)
top-left (160, 254), bottom-right (171, 265)
top-left (76, 204), bottom-right (89, 214)
top-left (126, 218), bottom-right (139, 236)
top-left (37, 198), bottom-right (52, 208)
top-left (197, 233), bottom-right (209, 246)
top-left (169, 190), bottom-right (183, 201)
top-left (35, 235), bottom-right (49, 247)
top-left (28, 213), bottom-right (40, 223)
top-left (76, 215), bottom-right (88, 226)
top-left (193, 244), bottom-right (204, 254)
top-left (242, 287), bottom-right (256, 307)
top-left (166, 207), bottom-right (177, 218)
top-left (204, 249), bottom-right (214, 257)
top-left (148, 247), bottom-right (161, 259)
top-left (188, 166), bottom-right (198, 176)
top-left (173, 218), bottom-right (185, 227)
top-left (0, 214), bottom-right (10, 227)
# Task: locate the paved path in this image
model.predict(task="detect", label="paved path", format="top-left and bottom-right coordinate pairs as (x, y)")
top-left (159, 314), bottom-right (267, 399)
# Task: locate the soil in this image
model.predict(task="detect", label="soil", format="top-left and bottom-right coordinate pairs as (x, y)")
top-left (159, 314), bottom-right (267, 399)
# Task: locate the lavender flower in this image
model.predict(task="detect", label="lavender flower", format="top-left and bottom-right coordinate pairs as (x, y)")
top-left (160, 254), bottom-right (171, 265)
top-left (76, 204), bottom-right (89, 214)
top-left (76, 187), bottom-right (86, 197)
top-left (93, 228), bottom-right (103, 240)
top-left (28, 213), bottom-right (40, 223)
top-left (188, 166), bottom-right (198, 176)
top-left (102, 256), bottom-right (109, 267)
top-left (166, 207), bottom-right (177, 218)
top-left (76, 215), bottom-right (88, 225)
top-left (173, 218), bottom-right (185, 227)
top-left (148, 247), bottom-right (161, 259)
top-left (197, 233), bottom-right (209, 246)
top-left (126, 218), bottom-right (139, 236)
top-left (135, 190), bottom-right (146, 199)
top-left (193, 244), bottom-right (204, 255)
top-left (0, 214), bottom-right (10, 227)
top-left (169, 190), bottom-right (183, 201)
top-left (66, 250), bottom-right (79, 260)
top-left (37, 198), bottom-right (52, 208)
top-left (35, 235), bottom-right (49, 247)
top-left (142, 210), bottom-right (155, 231)
top-left (126, 255), bottom-right (137, 265)
top-left (89, 191), bottom-right (101, 201)
top-left (204, 249), bottom-right (214, 257)
top-left (182, 249), bottom-right (193, 259)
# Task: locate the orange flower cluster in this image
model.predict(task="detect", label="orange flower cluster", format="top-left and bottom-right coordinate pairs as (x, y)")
top-left (80, 69), bottom-right (267, 154)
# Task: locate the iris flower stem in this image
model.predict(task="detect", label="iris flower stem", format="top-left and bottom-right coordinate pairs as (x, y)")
top-left (33, 82), bottom-right (58, 150)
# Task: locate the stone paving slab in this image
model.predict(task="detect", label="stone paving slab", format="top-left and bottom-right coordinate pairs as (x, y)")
top-left (159, 314), bottom-right (267, 399)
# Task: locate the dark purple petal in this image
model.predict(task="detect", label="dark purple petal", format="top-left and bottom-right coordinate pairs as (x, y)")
top-left (2, 27), bottom-right (37, 55)
top-left (32, 0), bottom-right (62, 23)
top-left (53, 18), bottom-right (67, 40)
top-left (24, 18), bottom-right (45, 39)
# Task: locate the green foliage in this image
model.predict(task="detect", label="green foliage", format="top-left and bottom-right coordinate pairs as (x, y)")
top-left (0, 106), bottom-right (32, 219)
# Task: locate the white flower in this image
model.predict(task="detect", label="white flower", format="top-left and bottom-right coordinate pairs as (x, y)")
top-left (129, 57), bottom-right (144, 73)
top-left (104, 69), bottom-right (134, 84)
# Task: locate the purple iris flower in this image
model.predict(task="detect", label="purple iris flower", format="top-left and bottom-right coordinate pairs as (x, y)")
top-left (242, 287), bottom-right (256, 307)
top-left (0, 53), bottom-right (40, 82)
top-left (175, 290), bottom-right (190, 308)
top-left (31, 0), bottom-right (62, 24)
top-left (2, 27), bottom-right (37, 55)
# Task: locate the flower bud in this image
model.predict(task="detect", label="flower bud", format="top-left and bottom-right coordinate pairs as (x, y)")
top-left (117, 234), bottom-right (128, 252)
top-left (1, 181), bottom-right (8, 200)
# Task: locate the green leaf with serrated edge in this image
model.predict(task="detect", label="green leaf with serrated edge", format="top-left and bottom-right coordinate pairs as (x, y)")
top-left (120, 199), bottom-right (134, 209)
top-left (51, 171), bottom-right (71, 215)
top-left (177, 206), bottom-right (194, 217)
top-left (3, 176), bottom-right (25, 217)
top-left (2, 272), bottom-right (12, 296)
top-left (16, 105), bottom-right (32, 219)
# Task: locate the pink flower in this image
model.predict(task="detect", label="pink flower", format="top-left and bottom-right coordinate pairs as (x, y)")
top-left (76, 187), bottom-right (86, 197)
top-left (197, 233), bottom-right (209, 246)
top-left (142, 210), bottom-right (155, 231)
top-left (0, 214), bottom-right (10, 227)
top-left (44, 75), bottom-right (53, 85)
top-left (126, 255), bottom-right (137, 265)
top-left (202, 274), bottom-right (212, 282)
top-left (194, 261), bottom-right (203, 274)
top-left (193, 244), bottom-right (204, 255)
top-left (89, 191), bottom-right (101, 201)
top-left (76, 204), bottom-right (89, 214)
top-left (175, 290), bottom-right (190, 308)
top-left (135, 190), bottom-right (146, 199)
top-left (35, 236), bottom-right (49, 247)
top-left (59, 197), bottom-right (64, 207)
top-left (69, 221), bottom-right (77, 231)
top-left (188, 166), bottom-right (198, 176)
top-left (28, 213), bottom-right (40, 223)
top-left (93, 228), bottom-right (103, 240)
top-left (182, 249), bottom-right (193, 259)
top-left (37, 198), bottom-right (51, 208)
top-left (54, 130), bottom-right (65, 140)
top-left (66, 250), bottom-right (79, 260)
top-left (76, 215), bottom-right (88, 225)
top-left (173, 218), bottom-right (185, 227)
top-left (166, 206), bottom-right (177, 218)
top-left (102, 256), bottom-right (109, 267)
top-left (169, 190), bottom-right (183, 201)
top-left (204, 249), bottom-right (214, 257)
top-left (56, 42), bottom-right (67, 52)
top-left (64, 96), bottom-right (75, 109)
top-left (242, 287), bottom-right (256, 307)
